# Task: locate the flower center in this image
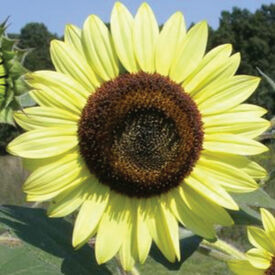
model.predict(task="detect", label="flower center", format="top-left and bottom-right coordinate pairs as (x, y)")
top-left (78, 72), bottom-right (203, 198)
top-left (266, 257), bottom-right (275, 275)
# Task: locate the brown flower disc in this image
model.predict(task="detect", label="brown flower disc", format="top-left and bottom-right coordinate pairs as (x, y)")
top-left (78, 72), bottom-right (204, 198)
top-left (266, 257), bottom-right (275, 275)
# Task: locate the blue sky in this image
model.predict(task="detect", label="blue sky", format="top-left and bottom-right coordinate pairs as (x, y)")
top-left (1, 0), bottom-right (274, 35)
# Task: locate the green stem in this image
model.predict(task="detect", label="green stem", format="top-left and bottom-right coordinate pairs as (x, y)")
top-left (201, 239), bottom-right (246, 260)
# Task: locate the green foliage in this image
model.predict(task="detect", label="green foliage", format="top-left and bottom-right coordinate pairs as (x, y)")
top-left (0, 205), bottom-right (113, 275)
top-left (208, 4), bottom-right (275, 116)
top-left (0, 205), bottom-right (202, 274)
top-left (17, 23), bottom-right (58, 71)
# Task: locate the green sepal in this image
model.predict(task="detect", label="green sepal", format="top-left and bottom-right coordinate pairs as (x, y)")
top-left (1, 51), bottom-right (16, 64)
top-left (8, 60), bottom-right (28, 80)
top-left (0, 104), bottom-right (15, 125)
top-left (14, 76), bottom-right (30, 96)
top-left (2, 83), bottom-right (14, 108)
top-left (17, 92), bottom-right (36, 108)
top-left (1, 36), bottom-right (18, 52)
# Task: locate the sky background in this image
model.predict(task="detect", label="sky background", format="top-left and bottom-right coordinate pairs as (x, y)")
top-left (1, 0), bottom-right (274, 35)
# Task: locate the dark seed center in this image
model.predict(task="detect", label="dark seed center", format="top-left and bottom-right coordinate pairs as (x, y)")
top-left (78, 72), bottom-right (203, 198)
top-left (112, 108), bottom-right (179, 171)
top-left (266, 257), bottom-right (275, 275)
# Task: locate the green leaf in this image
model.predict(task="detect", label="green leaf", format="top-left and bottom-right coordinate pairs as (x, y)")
top-left (228, 188), bottom-right (275, 226)
top-left (0, 205), bottom-right (113, 275)
top-left (14, 76), bottom-right (30, 96)
top-left (0, 205), bottom-right (203, 274)
top-left (232, 188), bottom-right (275, 209)
top-left (228, 207), bottom-right (261, 226)
top-left (146, 227), bottom-right (202, 271)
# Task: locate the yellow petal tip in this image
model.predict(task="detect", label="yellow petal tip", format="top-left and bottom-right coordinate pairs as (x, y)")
top-left (173, 11), bottom-right (183, 18)
top-left (139, 2), bottom-right (151, 11)
top-left (72, 235), bottom-right (80, 248)
top-left (199, 20), bottom-right (208, 28)
top-left (114, 1), bottom-right (123, 8)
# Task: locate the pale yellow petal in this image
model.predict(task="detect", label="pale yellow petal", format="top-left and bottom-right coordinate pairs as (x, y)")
top-left (204, 134), bottom-right (268, 155)
top-left (228, 260), bottom-right (264, 275)
top-left (197, 75), bottom-right (260, 115)
top-left (23, 153), bottom-right (88, 194)
top-left (22, 153), bottom-right (67, 172)
top-left (50, 40), bottom-right (100, 90)
top-left (111, 2), bottom-right (138, 73)
top-left (64, 25), bottom-right (102, 87)
top-left (119, 201), bottom-right (137, 271)
top-left (82, 15), bottom-right (119, 81)
top-left (183, 44), bottom-right (232, 93)
top-left (203, 104), bottom-right (270, 139)
top-left (26, 190), bottom-right (61, 202)
top-left (119, 230), bottom-right (136, 271)
top-left (25, 70), bottom-right (89, 114)
top-left (246, 248), bottom-right (272, 269)
top-left (202, 151), bottom-right (267, 179)
top-left (47, 183), bottom-right (87, 218)
top-left (64, 24), bottom-right (84, 56)
top-left (14, 107), bottom-right (78, 131)
top-left (180, 185), bottom-right (233, 226)
top-left (96, 193), bottom-right (131, 264)
top-left (196, 156), bottom-right (258, 193)
top-left (72, 182), bottom-right (109, 248)
top-left (170, 21), bottom-right (208, 83)
top-left (155, 12), bottom-right (186, 76)
top-left (186, 173), bottom-right (238, 210)
top-left (204, 118), bottom-right (270, 139)
top-left (248, 226), bottom-right (275, 254)
top-left (7, 128), bottom-right (78, 159)
top-left (136, 199), bottom-right (152, 264)
top-left (260, 208), bottom-right (275, 241)
top-left (193, 52), bottom-right (240, 94)
top-left (134, 2), bottom-right (159, 73)
top-left (146, 197), bottom-right (180, 262)
top-left (167, 189), bottom-right (216, 239)
top-left (203, 104), bottom-right (268, 123)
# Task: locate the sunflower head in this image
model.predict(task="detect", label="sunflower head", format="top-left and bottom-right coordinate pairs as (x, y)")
top-left (78, 71), bottom-right (204, 197)
top-left (7, 2), bottom-right (270, 271)
top-left (0, 19), bottom-right (30, 124)
top-left (228, 208), bottom-right (275, 275)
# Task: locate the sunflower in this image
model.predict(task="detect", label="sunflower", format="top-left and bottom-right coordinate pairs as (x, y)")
top-left (7, 2), bottom-right (270, 270)
top-left (228, 208), bottom-right (275, 275)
